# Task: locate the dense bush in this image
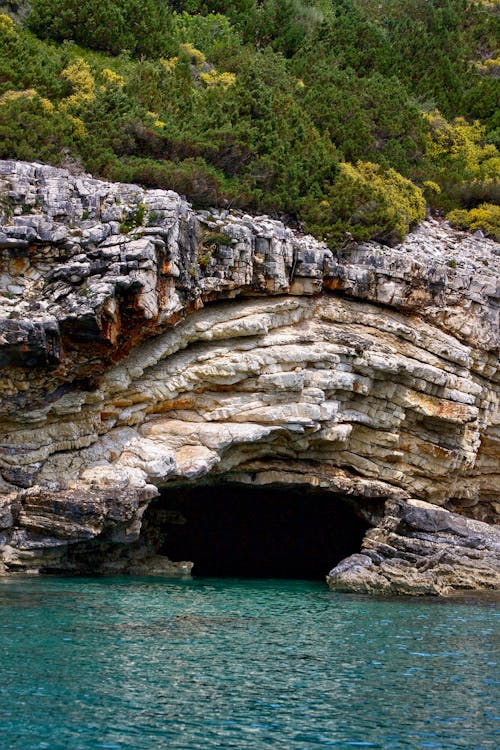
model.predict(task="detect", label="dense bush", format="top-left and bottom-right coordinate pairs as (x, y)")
top-left (28, 0), bottom-right (175, 57)
top-left (171, 1), bottom-right (329, 56)
top-left (302, 162), bottom-right (426, 246)
top-left (0, 0), bottom-right (498, 246)
top-left (0, 89), bottom-right (80, 162)
top-left (447, 203), bottom-right (500, 239)
top-left (108, 156), bottom-right (232, 207)
top-left (421, 113), bottom-right (500, 210)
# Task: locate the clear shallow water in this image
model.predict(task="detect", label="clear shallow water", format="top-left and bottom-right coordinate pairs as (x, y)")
top-left (0, 577), bottom-right (498, 750)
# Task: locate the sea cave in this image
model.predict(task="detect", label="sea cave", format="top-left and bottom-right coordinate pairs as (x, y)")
top-left (141, 483), bottom-right (372, 580)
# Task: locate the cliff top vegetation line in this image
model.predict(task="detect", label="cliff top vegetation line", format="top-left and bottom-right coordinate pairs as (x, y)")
top-left (0, 0), bottom-right (498, 245)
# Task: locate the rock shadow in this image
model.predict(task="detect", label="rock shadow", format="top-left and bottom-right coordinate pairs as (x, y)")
top-left (144, 482), bottom-right (371, 579)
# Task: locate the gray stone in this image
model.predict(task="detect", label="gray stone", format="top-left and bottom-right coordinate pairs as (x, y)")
top-left (0, 160), bottom-right (497, 589)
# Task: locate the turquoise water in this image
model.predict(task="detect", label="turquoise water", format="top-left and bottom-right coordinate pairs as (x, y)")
top-left (0, 577), bottom-right (498, 750)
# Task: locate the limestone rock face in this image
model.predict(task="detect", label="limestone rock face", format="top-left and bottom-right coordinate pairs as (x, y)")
top-left (0, 160), bottom-right (498, 593)
top-left (327, 499), bottom-right (500, 595)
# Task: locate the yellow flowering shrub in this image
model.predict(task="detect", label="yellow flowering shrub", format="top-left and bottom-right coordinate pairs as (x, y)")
top-left (100, 68), bottom-right (125, 88)
top-left (0, 89), bottom-right (53, 113)
top-left (424, 112), bottom-right (500, 207)
top-left (423, 180), bottom-right (441, 198)
top-left (179, 43), bottom-right (205, 67)
top-left (59, 59), bottom-right (95, 112)
top-left (0, 12), bottom-right (15, 34)
top-left (425, 114), bottom-right (497, 170)
top-left (303, 161), bottom-right (426, 247)
top-left (447, 203), bottom-right (500, 239)
top-left (66, 115), bottom-right (87, 139)
top-left (199, 70), bottom-right (236, 90)
top-left (147, 111), bottom-right (166, 129)
top-left (160, 57), bottom-right (178, 73)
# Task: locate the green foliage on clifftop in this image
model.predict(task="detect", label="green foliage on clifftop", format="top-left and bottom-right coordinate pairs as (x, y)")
top-left (0, 1), bottom-right (498, 246)
top-left (302, 162), bottom-right (426, 246)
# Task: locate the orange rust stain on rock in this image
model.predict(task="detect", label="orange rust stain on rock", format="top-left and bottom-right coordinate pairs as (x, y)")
top-left (147, 397), bottom-right (197, 414)
top-left (157, 276), bottom-right (173, 310)
top-left (420, 442), bottom-right (454, 461)
top-left (161, 259), bottom-right (172, 274)
top-left (408, 391), bottom-right (474, 423)
top-left (323, 277), bottom-right (344, 291)
top-left (382, 453), bottom-right (403, 464)
top-left (434, 400), bottom-right (473, 422)
top-left (9, 257), bottom-right (29, 275)
top-left (101, 315), bottom-right (121, 347)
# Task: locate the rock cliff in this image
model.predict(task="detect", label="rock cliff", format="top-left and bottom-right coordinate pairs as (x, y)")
top-left (0, 160), bottom-right (498, 594)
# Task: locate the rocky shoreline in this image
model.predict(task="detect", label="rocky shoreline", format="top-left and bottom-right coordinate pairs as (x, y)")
top-left (0, 160), bottom-right (498, 594)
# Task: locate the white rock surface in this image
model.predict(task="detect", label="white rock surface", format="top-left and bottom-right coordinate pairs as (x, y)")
top-left (0, 161), bottom-right (498, 592)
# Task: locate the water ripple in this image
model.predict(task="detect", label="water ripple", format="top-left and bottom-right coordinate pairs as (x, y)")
top-left (0, 577), bottom-right (498, 749)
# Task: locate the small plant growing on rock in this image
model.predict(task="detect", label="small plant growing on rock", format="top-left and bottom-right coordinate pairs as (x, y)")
top-left (198, 229), bottom-right (229, 269)
top-left (199, 251), bottom-right (213, 269)
top-left (201, 230), bottom-right (229, 250)
top-left (147, 210), bottom-right (161, 225)
top-left (120, 203), bottom-right (146, 234)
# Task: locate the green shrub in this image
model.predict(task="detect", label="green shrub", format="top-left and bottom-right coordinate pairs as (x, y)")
top-left (28, 0), bottom-right (175, 57)
top-left (109, 156), bottom-right (231, 208)
top-left (303, 161), bottom-right (426, 248)
top-left (0, 89), bottom-right (80, 162)
top-left (171, 11), bottom-right (241, 63)
top-left (447, 203), bottom-right (500, 240)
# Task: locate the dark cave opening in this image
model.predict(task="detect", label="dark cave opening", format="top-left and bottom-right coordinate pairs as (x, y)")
top-left (144, 483), bottom-right (371, 579)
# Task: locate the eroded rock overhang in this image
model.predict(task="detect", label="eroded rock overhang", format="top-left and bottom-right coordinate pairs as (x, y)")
top-left (0, 160), bottom-right (498, 594)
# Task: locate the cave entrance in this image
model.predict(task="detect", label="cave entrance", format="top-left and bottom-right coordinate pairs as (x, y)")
top-left (144, 482), bottom-right (371, 580)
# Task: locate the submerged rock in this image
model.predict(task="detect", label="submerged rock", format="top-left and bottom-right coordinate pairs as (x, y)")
top-left (0, 160), bottom-right (498, 594)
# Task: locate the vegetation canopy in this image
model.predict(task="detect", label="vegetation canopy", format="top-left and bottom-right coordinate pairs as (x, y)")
top-left (0, 0), bottom-right (498, 245)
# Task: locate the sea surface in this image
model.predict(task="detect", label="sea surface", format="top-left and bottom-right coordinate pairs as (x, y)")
top-left (0, 576), bottom-right (498, 749)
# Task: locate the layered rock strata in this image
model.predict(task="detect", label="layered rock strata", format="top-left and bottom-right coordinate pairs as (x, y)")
top-left (0, 160), bottom-right (498, 593)
top-left (327, 498), bottom-right (500, 595)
